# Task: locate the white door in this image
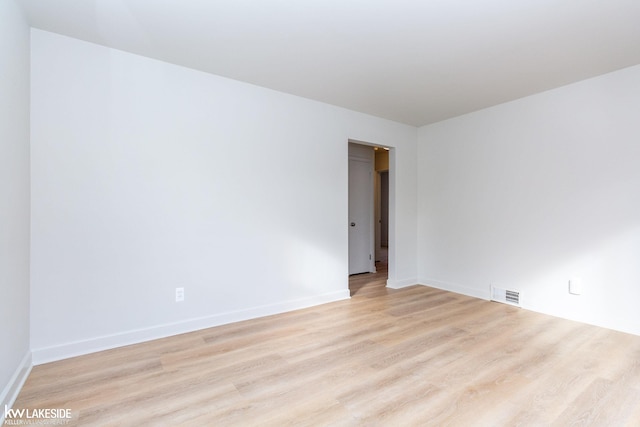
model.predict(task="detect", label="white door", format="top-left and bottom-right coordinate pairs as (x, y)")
top-left (349, 157), bottom-right (374, 275)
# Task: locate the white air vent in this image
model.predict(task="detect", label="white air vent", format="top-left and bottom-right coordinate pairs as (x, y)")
top-left (490, 285), bottom-right (521, 307)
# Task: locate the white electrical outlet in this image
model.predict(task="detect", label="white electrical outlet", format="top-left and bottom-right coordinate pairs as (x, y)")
top-left (175, 287), bottom-right (184, 302)
top-left (569, 278), bottom-right (582, 295)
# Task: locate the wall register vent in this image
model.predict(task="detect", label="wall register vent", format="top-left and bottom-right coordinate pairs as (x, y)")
top-left (490, 285), bottom-right (521, 307)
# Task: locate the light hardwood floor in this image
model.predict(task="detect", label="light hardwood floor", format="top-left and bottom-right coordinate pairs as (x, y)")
top-left (12, 263), bottom-right (640, 426)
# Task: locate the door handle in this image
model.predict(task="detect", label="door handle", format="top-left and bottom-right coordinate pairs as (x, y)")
top-left (350, 222), bottom-right (356, 227)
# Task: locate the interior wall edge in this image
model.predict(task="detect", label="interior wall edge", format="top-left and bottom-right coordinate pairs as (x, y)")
top-left (31, 289), bottom-right (350, 365)
top-left (418, 278), bottom-right (491, 301)
top-left (0, 351), bottom-right (32, 416)
top-left (386, 278), bottom-right (419, 289)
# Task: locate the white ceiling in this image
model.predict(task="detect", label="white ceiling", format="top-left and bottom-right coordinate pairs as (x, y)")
top-left (19, 0), bottom-right (640, 126)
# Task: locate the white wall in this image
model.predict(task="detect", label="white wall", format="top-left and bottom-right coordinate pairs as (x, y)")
top-left (0, 0), bottom-right (31, 411)
top-left (343, 124), bottom-right (417, 289)
top-left (30, 30), bottom-right (417, 363)
top-left (418, 64), bottom-right (640, 335)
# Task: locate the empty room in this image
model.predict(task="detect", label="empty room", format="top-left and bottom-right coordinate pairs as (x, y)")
top-left (2, 0), bottom-right (640, 425)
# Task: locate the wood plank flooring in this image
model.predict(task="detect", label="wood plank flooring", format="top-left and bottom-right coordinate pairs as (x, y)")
top-left (12, 263), bottom-right (640, 426)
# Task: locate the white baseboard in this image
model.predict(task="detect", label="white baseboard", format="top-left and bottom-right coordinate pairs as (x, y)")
top-left (32, 290), bottom-right (350, 365)
top-left (386, 278), bottom-right (419, 289)
top-left (0, 351), bottom-right (32, 422)
top-left (418, 278), bottom-right (490, 300)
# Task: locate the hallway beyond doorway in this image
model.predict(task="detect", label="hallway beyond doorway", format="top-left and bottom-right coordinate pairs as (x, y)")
top-left (349, 247), bottom-right (388, 297)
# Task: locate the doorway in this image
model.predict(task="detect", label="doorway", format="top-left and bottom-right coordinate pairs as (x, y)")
top-left (348, 142), bottom-right (391, 280)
